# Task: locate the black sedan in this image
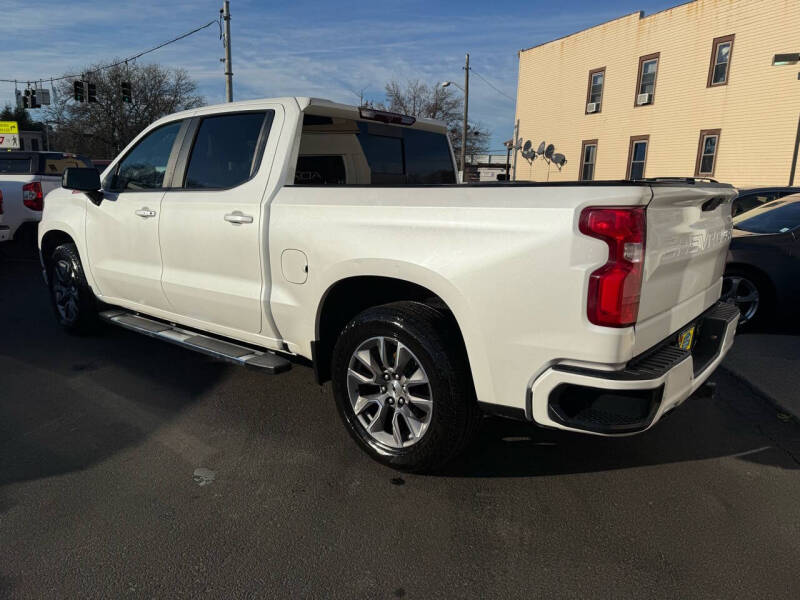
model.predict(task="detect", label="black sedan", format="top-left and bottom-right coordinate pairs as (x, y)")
top-left (723, 194), bottom-right (800, 325)
top-left (731, 186), bottom-right (800, 217)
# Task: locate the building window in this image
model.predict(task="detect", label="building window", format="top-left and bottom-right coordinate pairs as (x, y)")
top-left (707, 34), bottom-right (734, 86)
top-left (580, 139), bottom-right (598, 180)
top-left (695, 129), bottom-right (721, 176)
top-left (635, 53), bottom-right (659, 106)
top-left (585, 68), bottom-right (605, 113)
top-left (627, 135), bottom-right (649, 180)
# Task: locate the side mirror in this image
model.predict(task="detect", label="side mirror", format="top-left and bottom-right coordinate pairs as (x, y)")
top-left (63, 167), bottom-right (103, 205)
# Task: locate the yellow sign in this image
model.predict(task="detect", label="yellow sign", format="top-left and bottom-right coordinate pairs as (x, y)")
top-left (0, 121), bottom-right (19, 135)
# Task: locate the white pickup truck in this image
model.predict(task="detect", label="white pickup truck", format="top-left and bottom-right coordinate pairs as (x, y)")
top-left (38, 97), bottom-right (739, 471)
top-left (0, 152), bottom-right (93, 244)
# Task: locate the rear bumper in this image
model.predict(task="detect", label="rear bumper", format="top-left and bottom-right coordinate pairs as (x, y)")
top-left (528, 301), bottom-right (739, 435)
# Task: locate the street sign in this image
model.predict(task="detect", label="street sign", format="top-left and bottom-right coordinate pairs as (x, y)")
top-left (0, 121), bottom-right (19, 135)
top-left (0, 121), bottom-right (20, 149)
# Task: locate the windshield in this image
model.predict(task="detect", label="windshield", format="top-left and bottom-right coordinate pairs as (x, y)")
top-left (733, 195), bottom-right (800, 234)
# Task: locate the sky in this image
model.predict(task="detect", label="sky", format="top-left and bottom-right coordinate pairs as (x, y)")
top-left (2, 0), bottom-right (682, 151)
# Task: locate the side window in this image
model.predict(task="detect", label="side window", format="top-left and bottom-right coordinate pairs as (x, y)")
top-left (627, 136), bottom-right (649, 180)
top-left (636, 53), bottom-right (659, 105)
top-left (580, 140), bottom-right (597, 181)
top-left (586, 68), bottom-right (605, 113)
top-left (184, 112), bottom-right (270, 189)
top-left (110, 121), bottom-right (182, 191)
top-left (294, 115), bottom-right (456, 185)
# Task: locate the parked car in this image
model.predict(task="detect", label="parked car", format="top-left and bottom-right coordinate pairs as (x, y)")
top-left (723, 194), bottom-right (800, 325)
top-left (731, 186), bottom-right (800, 218)
top-left (38, 98), bottom-right (738, 471)
top-left (0, 151), bottom-right (93, 244)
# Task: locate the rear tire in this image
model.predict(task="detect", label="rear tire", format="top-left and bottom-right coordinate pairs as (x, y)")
top-left (331, 301), bottom-right (480, 473)
top-left (47, 243), bottom-right (99, 334)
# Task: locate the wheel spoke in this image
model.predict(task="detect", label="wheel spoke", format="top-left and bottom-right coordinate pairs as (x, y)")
top-left (368, 402), bottom-right (390, 434)
top-left (377, 337), bottom-right (390, 372)
top-left (407, 395), bottom-right (432, 412)
top-left (353, 393), bottom-right (380, 416)
top-left (729, 277), bottom-right (741, 297)
top-left (405, 366), bottom-right (428, 385)
top-left (401, 408), bottom-right (424, 439)
top-left (394, 344), bottom-right (413, 375)
top-left (391, 410), bottom-right (405, 447)
top-left (354, 349), bottom-right (380, 382)
top-left (348, 367), bottom-right (373, 385)
top-left (738, 292), bottom-right (758, 303)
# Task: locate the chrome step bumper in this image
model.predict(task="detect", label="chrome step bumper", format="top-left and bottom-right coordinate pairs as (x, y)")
top-left (99, 309), bottom-right (292, 374)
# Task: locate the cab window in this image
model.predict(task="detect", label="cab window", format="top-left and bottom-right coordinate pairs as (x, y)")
top-left (109, 121), bottom-right (182, 191)
top-left (183, 112), bottom-right (271, 189)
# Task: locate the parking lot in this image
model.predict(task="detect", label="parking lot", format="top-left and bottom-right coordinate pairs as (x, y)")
top-left (2, 243), bottom-right (799, 599)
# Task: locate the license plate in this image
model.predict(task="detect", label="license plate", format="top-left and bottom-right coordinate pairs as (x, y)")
top-left (677, 325), bottom-right (696, 351)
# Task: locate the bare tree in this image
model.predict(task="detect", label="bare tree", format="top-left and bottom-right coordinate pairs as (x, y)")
top-left (379, 79), bottom-right (490, 159)
top-left (44, 62), bottom-right (204, 158)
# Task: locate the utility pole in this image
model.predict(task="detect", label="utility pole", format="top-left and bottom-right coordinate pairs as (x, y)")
top-left (460, 52), bottom-right (470, 182)
top-left (511, 119), bottom-right (519, 181)
top-left (222, 0), bottom-right (233, 102)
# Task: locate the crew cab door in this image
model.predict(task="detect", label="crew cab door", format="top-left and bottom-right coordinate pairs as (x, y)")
top-left (159, 109), bottom-right (279, 337)
top-left (86, 120), bottom-right (186, 310)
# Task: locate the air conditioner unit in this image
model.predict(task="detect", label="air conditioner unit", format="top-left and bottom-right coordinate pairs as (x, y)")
top-left (586, 102), bottom-right (598, 113)
top-left (636, 93), bottom-right (651, 106)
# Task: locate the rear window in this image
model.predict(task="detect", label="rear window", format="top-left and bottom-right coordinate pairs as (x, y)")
top-left (295, 116), bottom-right (455, 185)
top-left (0, 158), bottom-right (32, 174)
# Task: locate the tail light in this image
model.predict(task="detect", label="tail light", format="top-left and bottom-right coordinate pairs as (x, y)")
top-left (22, 182), bottom-right (44, 211)
top-left (579, 206), bottom-right (646, 328)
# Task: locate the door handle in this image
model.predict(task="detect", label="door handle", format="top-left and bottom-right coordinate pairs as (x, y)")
top-left (134, 208), bottom-right (157, 218)
top-left (224, 211), bottom-right (253, 225)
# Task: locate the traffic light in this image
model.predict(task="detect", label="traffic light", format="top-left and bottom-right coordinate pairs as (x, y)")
top-left (21, 89), bottom-right (41, 109)
top-left (74, 81), bottom-right (85, 102)
top-left (121, 81), bottom-right (132, 103)
top-left (87, 83), bottom-right (97, 103)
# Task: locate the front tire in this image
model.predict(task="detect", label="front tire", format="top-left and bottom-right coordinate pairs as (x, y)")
top-left (331, 302), bottom-right (480, 473)
top-left (47, 243), bottom-right (99, 334)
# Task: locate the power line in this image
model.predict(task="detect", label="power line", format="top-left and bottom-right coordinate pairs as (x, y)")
top-left (0, 19), bottom-right (219, 85)
top-left (470, 69), bottom-right (515, 102)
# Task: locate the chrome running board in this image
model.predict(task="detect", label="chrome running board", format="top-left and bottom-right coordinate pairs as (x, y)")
top-left (99, 309), bottom-right (292, 374)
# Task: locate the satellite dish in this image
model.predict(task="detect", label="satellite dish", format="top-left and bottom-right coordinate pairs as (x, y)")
top-left (523, 140), bottom-right (532, 153)
top-left (537, 142), bottom-right (546, 155)
top-left (545, 144), bottom-right (555, 159)
top-left (552, 153), bottom-right (567, 168)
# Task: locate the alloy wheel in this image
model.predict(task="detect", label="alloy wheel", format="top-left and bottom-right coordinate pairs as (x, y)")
top-left (346, 336), bottom-right (433, 449)
top-left (52, 259), bottom-right (80, 323)
top-left (721, 275), bottom-right (760, 324)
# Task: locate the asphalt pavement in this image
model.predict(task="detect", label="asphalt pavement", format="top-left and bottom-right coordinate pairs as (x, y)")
top-left (2, 242), bottom-right (799, 599)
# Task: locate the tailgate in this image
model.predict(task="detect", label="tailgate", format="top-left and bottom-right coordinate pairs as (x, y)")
top-left (637, 183), bottom-right (736, 326)
top-left (0, 175), bottom-right (37, 232)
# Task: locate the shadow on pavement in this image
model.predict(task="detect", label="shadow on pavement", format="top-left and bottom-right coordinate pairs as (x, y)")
top-left (0, 250), bottom-right (230, 489)
top-left (2, 241), bottom-right (798, 488)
